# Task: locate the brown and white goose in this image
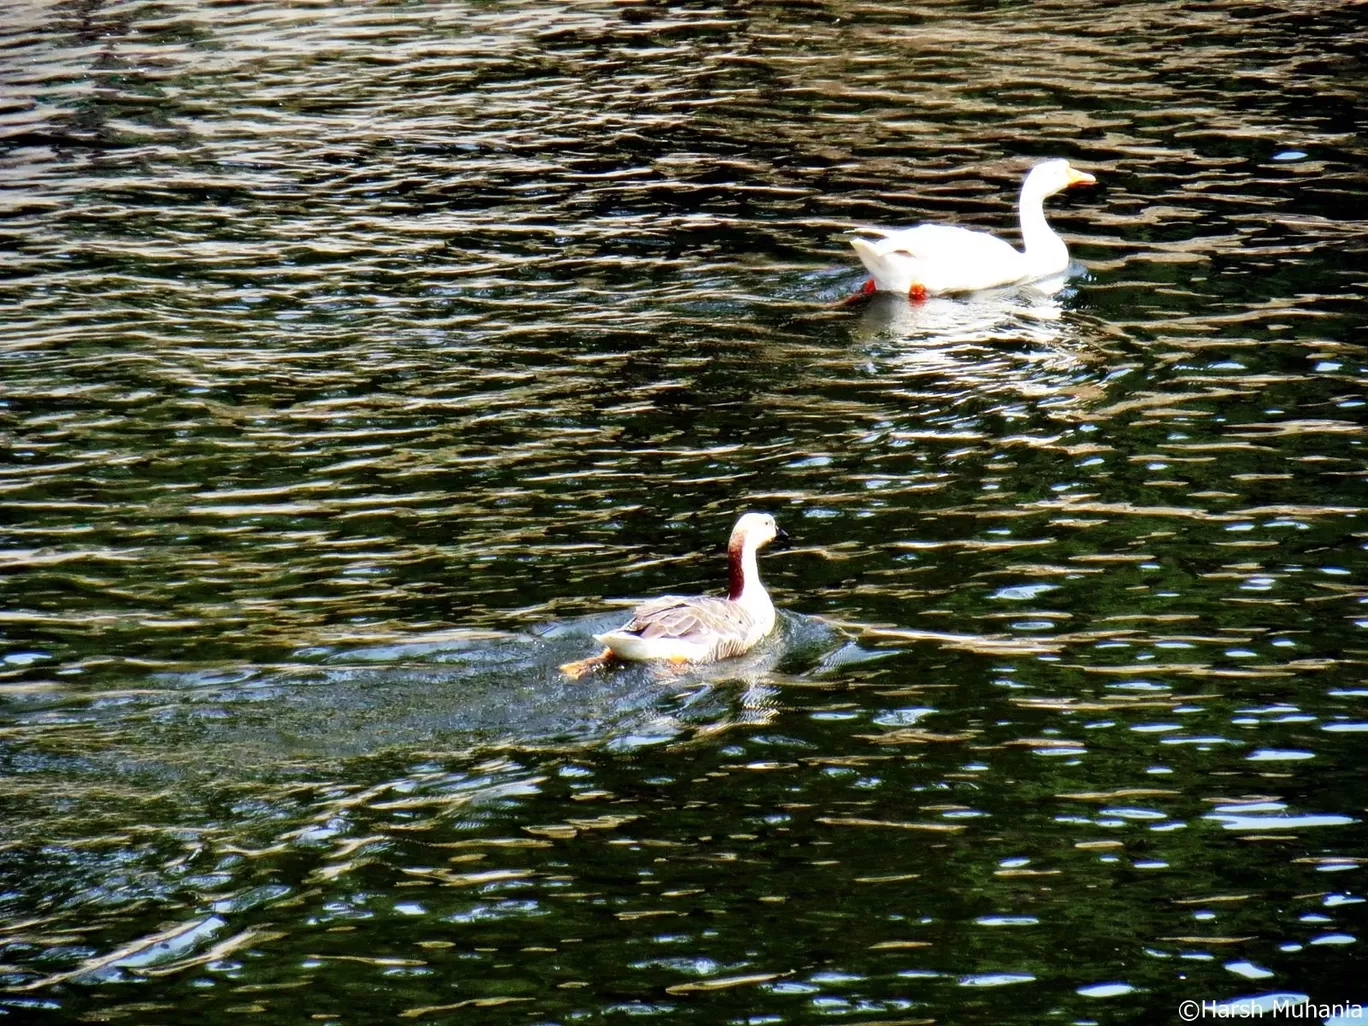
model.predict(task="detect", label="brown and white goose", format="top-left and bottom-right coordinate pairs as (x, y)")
top-left (560, 512), bottom-right (786, 677)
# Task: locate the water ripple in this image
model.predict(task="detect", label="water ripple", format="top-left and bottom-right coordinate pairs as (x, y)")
top-left (4, 1), bottom-right (1368, 1023)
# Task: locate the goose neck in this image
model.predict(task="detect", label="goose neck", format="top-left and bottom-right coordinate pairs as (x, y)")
top-left (727, 537), bottom-right (765, 604)
top-left (1018, 179), bottom-right (1066, 265)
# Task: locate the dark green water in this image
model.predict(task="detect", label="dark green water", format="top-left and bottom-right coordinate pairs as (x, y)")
top-left (3, 1), bottom-right (1367, 1023)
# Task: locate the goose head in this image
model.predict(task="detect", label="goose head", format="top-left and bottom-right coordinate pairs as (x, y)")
top-left (1024, 159), bottom-right (1097, 200)
top-left (726, 511), bottom-right (786, 602)
top-left (730, 512), bottom-right (787, 552)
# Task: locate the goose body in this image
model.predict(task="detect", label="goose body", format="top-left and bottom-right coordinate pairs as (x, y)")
top-left (849, 159), bottom-right (1096, 296)
top-left (562, 513), bottom-right (785, 675)
top-left (594, 590), bottom-right (773, 663)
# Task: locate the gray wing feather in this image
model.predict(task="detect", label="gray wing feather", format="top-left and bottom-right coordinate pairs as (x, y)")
top-left (619, 595), bottom-right (756, 649)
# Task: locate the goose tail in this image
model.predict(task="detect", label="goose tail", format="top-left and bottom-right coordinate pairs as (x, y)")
top-left (849, 236), bottom-right (918, 294)
top-left (591, 631), bottom-right (654, 662)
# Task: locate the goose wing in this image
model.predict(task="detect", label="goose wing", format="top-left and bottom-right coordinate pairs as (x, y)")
top-left (856, 224), bottom-right (1020, 263)
top-left (619, 595), bottom-right (756, 648)
top-left (850, 223), bottom-right (1028, 293)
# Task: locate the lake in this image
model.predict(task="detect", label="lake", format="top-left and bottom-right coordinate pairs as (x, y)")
top-left (2, 1), bottom-right (1366, 1023)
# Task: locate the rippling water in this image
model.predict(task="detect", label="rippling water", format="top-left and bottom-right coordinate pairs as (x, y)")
top-left (3, 1), bottom-right (1367, 1022)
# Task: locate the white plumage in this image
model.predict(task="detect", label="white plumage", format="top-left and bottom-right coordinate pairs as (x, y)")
top-left (849, 159), bottom-right (1096, 296)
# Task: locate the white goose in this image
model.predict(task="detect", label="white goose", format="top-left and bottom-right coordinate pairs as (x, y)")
top-left (560, 512), bottom-right (786, 677)
top-left (848, 159), bottom-right (1097, 298)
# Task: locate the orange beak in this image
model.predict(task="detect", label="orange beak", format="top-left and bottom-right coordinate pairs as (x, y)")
top-left (1066, 167), bottom-right (1097, 188)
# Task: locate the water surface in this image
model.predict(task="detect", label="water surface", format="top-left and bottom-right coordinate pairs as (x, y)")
top-left (3, 1), bottom-right (1367, 1023)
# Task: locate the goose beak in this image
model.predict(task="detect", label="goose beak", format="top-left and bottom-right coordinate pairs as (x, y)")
top-left (1066, 168), bottom-right (1097, 188)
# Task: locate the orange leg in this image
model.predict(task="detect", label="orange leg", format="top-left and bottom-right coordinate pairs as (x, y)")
top-left (834, 278), bottom-right (877, 308)
top-left (908, 283), bottom-right (928, 303)
top-left (559, 647), bottom-right (614, 679)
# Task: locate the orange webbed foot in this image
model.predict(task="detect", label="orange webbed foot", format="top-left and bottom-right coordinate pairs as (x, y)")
top-left (908, 283), bottom-right (928, 303)
top-left (834, 278), bottom-right (878, 308)
top-left (560, 648), bottom-right (614, 679)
